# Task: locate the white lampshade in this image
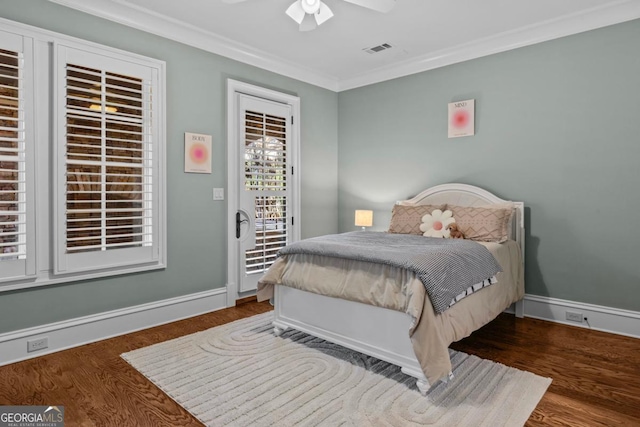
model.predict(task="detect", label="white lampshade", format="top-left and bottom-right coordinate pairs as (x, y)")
top-left (355, 210), bottom-right (373, 228)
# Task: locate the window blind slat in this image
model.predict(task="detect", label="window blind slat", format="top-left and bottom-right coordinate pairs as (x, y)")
top-left (67, 159), bottom-right (144, 169)
top-left (66, 208), bottom-right (147, 214)
top-left (67, 172), bottom-right (150, 178)
top-left (67, 231), bottom-right (150, 242)
top-left (65, 241), bottom-right (147, 252)
top-left (66, 215), bottom-right (151, 223)
top-left (68, 224), bottom-right (146, 232)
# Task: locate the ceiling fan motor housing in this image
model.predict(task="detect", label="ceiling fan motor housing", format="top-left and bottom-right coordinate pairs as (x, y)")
top-left (301, 0), bottom-right (321, 14)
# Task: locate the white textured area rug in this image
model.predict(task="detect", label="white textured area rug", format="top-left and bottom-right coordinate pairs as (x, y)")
top-left (122, 312), bottom-right (551, 427)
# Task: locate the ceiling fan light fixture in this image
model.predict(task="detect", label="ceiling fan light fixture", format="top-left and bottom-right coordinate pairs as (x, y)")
top-left (281, 0), bottom-right (391, 31)
top-left (301, 0), bottom-right (321, 14)
top-left (229, 0), bottom-right (395, 31)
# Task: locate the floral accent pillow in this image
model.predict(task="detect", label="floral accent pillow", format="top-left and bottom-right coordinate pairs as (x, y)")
top-left (420, 209), bottom-right (456, 238)
top-left (388, 204), bottom-right (446, 235)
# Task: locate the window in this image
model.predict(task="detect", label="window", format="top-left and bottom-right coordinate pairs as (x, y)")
top-left (64, 65), bottom-right (150, 253)
top-left (0, 20), bottom-right (165, 290)
top-left (0, 30), bottom-right (35, 283)
top-left (0, 49), bottom-right (24, 259)
top-left (244, 113), bottom-right (289, 275)
top-left (55, 45), bottom-right (162, 274)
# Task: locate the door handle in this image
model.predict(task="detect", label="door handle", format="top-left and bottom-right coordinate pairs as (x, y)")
top-left (236, 211), bottom-right (248, 239)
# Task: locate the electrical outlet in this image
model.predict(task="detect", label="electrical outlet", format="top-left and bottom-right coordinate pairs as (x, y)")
top-left (27, 337), bottom-right (49, 353)
top-left (566, 311), bottom-right (583, 323)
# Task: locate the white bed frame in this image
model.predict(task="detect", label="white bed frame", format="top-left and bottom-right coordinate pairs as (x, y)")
top-left (272, 183), bottom-right (525, 394)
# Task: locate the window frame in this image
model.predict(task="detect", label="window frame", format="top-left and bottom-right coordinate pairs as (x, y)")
top-left (54, 42), bottom-right (163, 275)
top-left (0, 17), bottom-right (166, 293)
top-left (226, 79), bottom-right (301, 306)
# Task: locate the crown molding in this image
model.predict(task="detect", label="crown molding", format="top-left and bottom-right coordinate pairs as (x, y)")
top-left (47, 0), bottom-right (340, 91)
top-left (48, 0), bottom-right (640, 93)
top-left (338, 0), bottom-right (640, 91)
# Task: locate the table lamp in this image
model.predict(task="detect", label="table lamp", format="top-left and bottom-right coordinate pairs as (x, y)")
top-left (355, 210), bottom-right (373, 231)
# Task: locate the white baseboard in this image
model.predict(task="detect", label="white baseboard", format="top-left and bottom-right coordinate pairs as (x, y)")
top-left (520, 294), bottom-right (640, 339)
top-left (0, 287), bottom-right (227, 367)
top-left (2, 288), bottom-right (636, 368)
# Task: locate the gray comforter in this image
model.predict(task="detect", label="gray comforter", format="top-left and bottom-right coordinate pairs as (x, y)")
top-left (278, 231), bottom-right (502, 314)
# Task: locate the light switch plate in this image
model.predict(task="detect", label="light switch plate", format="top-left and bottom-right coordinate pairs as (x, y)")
top-left (213, 188), bottom-right (224, 200)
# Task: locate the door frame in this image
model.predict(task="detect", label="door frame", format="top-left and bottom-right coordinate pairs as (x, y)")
top-left (226, 79), bottom-right (301, 307)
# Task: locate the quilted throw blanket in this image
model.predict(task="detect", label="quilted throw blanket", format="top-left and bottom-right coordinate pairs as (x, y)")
top-left (278, 231), bottom-right (502, 314)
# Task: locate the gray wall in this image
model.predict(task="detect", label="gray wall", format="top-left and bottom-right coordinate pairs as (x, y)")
top-left (338, 19), bottom-right (640, 312)
top-left (1, 2), bottom-right (637, 334)
top-left (0, 0), bottom-right (338, 333)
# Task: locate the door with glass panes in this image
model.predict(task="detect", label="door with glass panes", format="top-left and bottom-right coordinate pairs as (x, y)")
top-left (236, 94), bottom-right (292, 292)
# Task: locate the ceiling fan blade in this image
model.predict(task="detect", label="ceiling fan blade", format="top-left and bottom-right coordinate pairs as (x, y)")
top-left (286, 1), bottom-right (306, 24)
top-left (314, 1), bottom-right (334, 26)
top-left (342, 0), bottom-right (396, 13)
top-left (299, 14), bottom-right (318, 31)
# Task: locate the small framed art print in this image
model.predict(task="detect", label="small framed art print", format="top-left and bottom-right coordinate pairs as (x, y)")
top-left (448, 99), bottom-right (475, 138)
top-left (184, 132), bottom-right (212, 174)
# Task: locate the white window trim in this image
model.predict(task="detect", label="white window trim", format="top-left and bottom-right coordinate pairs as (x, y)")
top-left (226, 79), bottom-right (301, 307)
top-left (0, 17), bottom-right (166, 293)
top-left (53, 42), bottom-right (162, 274)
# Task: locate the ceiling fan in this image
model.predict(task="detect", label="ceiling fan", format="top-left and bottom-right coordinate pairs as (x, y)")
top-left (223, 0), bottom-right (396, 32)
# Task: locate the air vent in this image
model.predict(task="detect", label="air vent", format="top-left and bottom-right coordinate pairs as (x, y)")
top-left (363, 43), bottom-right (393, 54)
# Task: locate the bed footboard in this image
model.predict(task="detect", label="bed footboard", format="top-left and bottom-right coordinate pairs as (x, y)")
top-left (273, 285), bottom-right (431, 390)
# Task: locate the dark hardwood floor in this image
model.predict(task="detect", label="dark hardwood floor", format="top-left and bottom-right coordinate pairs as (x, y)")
top-left (451, 313), bottom-right (640, 426)
top-left (0, 299), bottom-right (638, 426)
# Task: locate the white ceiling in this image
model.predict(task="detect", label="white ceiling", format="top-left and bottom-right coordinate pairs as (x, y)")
top-left (50, 0), bottom-right (640, 91)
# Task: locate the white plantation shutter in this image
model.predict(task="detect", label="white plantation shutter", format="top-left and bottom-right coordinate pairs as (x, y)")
top-left (0, 49), bottom-right (24, 259)
top-left (244, 111), bottom-right (287, 191)
top-left (0, 31), bottom-right (35, 282)
top-left (243, 110), bottom-right (289, 275)
top-left (55, 45), bottom-right (162, 274)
